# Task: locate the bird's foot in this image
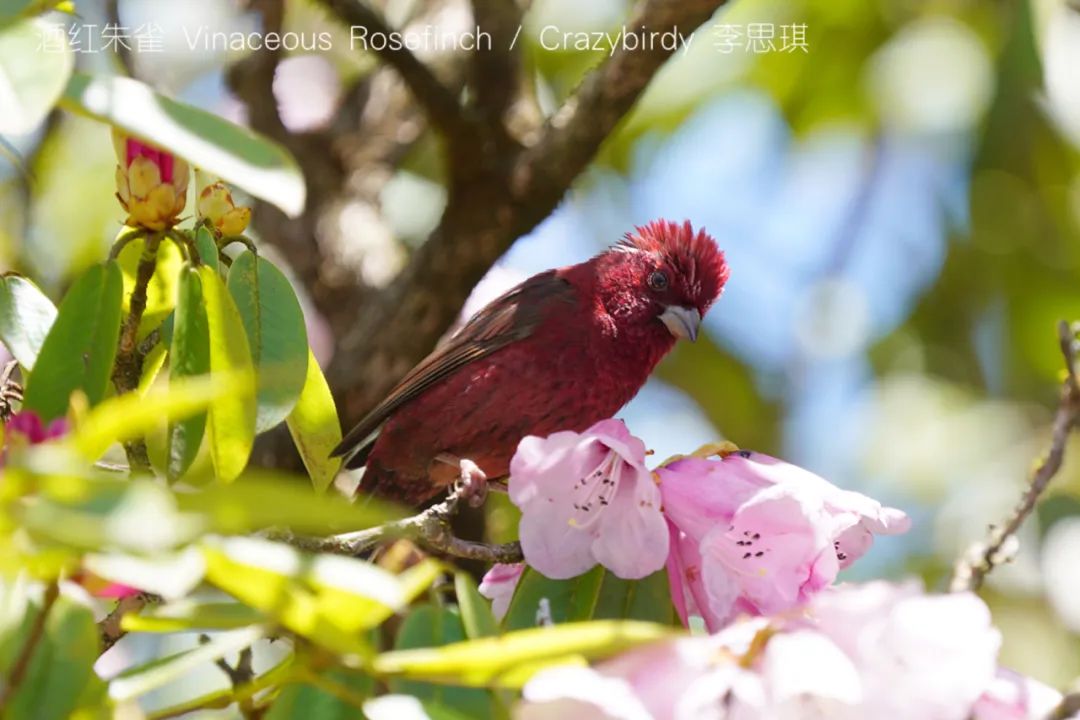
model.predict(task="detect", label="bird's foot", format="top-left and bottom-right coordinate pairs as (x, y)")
top-left (435, 453), bottom-right (489, 508)
top-left (456, 458), bottom-right (489, 508)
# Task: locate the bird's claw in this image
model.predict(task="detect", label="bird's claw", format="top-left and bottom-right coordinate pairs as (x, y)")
top-left (455, 458), bottom-right (488, 508)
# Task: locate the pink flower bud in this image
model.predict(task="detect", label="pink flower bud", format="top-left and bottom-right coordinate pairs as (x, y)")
top-left (112, 129), bottom-right (189, 230)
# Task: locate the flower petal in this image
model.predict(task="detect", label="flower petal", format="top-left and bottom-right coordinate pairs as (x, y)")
top-left (591, 460), bottom-right (668, 579)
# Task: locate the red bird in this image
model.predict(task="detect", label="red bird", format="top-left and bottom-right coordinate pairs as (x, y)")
top-left (331, 219), bottom-right (730, 506)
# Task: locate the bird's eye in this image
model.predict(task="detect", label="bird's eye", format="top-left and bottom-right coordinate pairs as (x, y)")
top-left (648, 270), bottom-right (669, 291)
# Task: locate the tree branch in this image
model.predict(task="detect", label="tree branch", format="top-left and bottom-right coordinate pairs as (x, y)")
top-left (331, 0), bottom-right (728, 417)
top-left (283, 483), bottom-right (523, 564)
top-left (510, 0), bottom-right (725, 209)
top-left (316, 0), bottom-right (469, 141)
top-left (469, 0), bottom-right (523, 128)
top-left (949, 321), bottom-right (1080, 593)
top-left (0, 582), bottom-right (58, 712)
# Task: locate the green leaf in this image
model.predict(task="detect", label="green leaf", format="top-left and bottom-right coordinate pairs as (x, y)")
top-left (373, 620), bottom-right (673, 688)
top-left (174, 470), bottom-right (403, 536)
top-left (22, 262), bottom-right (123, 421)
top-left (389, 605), bottom-right (494, 719)
top-left (0, 274), bottom-right (56, 369)
top-left (60, 73), bottom-right (305, 217)
top-left (227, 251), bottom-right (309, 432)
top-left (167, 267), bottom-right (211, 479)
top-left (201, 537), bottom-right (438, 657)
top-left (454, 572), bottom-right (499, 639)
top-left (286, 349), bottom-right (342, 492)
top-left (16, 474), bottom-right (206, 553)
top-left (503, 568), bottom-right (674, 629)
top-left (4, 591), bottom-right (100, 720)
top-left (592, 569), bottom-right (675, 624)
top-left (70, 373), bottom-right (236, 461)
top-left (194, 225), bottom-right (220, 272)
top-left (198, 265), bottom-right (256, 482)
top-left (0, 18), bottom-right (73, 134)
top-left (121, 600), bottom-right (265, 634)
top-left (108, 625), bottom-right (264, 701)
top-left (502, 566), bottom-right (604, 630)
top-left (267, 668), bottom-right (374, 720)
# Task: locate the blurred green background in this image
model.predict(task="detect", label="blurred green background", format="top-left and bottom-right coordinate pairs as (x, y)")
top-left (4, 0), bottom-right (1080, 691)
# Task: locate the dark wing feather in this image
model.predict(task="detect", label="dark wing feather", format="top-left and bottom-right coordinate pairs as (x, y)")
top-left (331, 270), bottom-right (576, 466)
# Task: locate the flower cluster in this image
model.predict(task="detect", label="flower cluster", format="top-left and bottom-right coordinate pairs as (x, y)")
top-left (492, 419), bottom-right (909, 629)
top-left (113, 129), bottom-right (190, 230)
top-left (516, 582), bottom-right (1065, 720)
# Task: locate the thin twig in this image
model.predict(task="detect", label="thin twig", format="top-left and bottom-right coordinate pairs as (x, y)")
top-left (283, 483), bottom-right (523, 564)
top-left (0, 582), bottom-right (59, 711)
top-left (1046, 691), bottom-right (1080, 720)
top-left (950, 321), bottom-right (1080, 592)
top-left (0, 359), bottom-right (21, 422)
top-left (317, 0), bottom-right (469, 141)
top-left (107, 227), bottom-right (146, 262)
top-left (99, 592), bottom-right (157, 653)
top-left (202, 636), bottom-right (259, 718)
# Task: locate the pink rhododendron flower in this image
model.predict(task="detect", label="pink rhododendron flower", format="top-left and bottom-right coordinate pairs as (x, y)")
top-left (516, 582), bottom-right (1010, 720)
top-left (802, 581), bottom-right (1001, 720)
top-left (518, 623), bottom-right (765, 720)
top-left (478, 562), bottom-right (524, 621)
top-left (7, 411), bottom-right (69, 445)
top-left (508, 419), bottom-right (668, 580)
top-left (971, 668), bottom-right (1066, 720)
top-left (659, 452), bottom-right (910, 630)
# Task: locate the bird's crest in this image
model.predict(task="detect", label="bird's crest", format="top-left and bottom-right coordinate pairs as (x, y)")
top-left (614, 219), bottom-right (730, 307)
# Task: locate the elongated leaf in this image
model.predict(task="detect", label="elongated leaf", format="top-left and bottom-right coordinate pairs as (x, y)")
top-left (198, 266), bottom-right (256, 482)
top-left (267, 668), bottom-right (374, 720)
top-left (454, 573), bottom-right (498, 639)
top-left (174, 470), bottom-right (402, 535)
top-left (373, 621), bottom-right (673, 688)
top-left (389, 605), bottom-right (493, 718)
top-left (194, 225), bottom-right (220, 272)
top-left (167, 267), bottom-right (211, 479)
top-left (287, 349), bottom-right (342, 492)
top-left (503, 566), bottom-right (604, 630)
top-left (121, 600), bottom-right (265, 633)
top-left (70, 373), bottom-right (235, 460)
top-left (592, 569), bottom-right (675, 624)
top-left (0, 18), bottom-right (73, 134)
top-left (61, 73), bottom-right (305, 217)
top-left (22, 262), bottom-right (123, 421)
top-left (0, 274), bottom-right (56, 369)
top-left (503, 567), bottom-right (674, 629)
top-left (4, 592), bottom-right (100, 720)
top-left (108, 625), bottom-right (264, 701)
top-left (202, 537), bottom-right (438, 657)
top-left (227, 251), bottom-right (308, 432)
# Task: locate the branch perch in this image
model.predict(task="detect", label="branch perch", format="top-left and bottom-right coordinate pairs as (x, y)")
top-left (99, 592), bottom-right (157, 653)
top-left (949, 321), bottom-right (1080, 593)
top-left (284, 483), bottom-right (524, 564)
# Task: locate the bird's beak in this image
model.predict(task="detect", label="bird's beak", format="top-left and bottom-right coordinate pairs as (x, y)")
top-left (659, 305), bottom-right (701, 342)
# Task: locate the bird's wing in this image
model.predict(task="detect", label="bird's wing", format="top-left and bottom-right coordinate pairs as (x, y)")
top-left (331, 270), bottom-right (577, 466)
